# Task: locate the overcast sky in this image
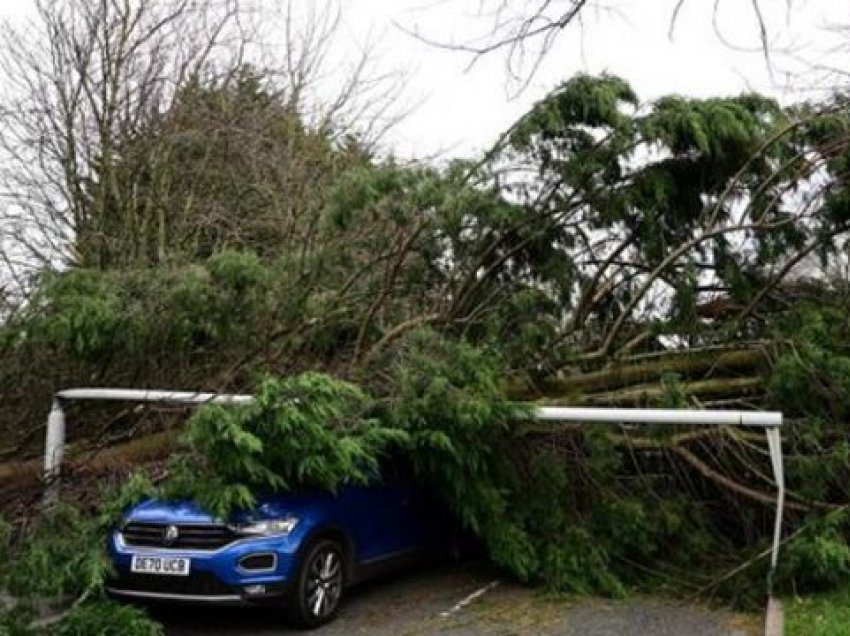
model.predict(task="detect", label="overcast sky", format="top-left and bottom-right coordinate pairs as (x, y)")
top-left (1, 0), bottom-right (847, 159)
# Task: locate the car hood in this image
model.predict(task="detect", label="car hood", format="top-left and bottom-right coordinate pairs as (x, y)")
top-left (124, 492), bottom-right (330, 525)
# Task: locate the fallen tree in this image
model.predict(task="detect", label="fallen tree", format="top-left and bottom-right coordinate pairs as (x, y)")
top-left (3, 303), bottom-right (850, 634)
top-left (3, 19), bottom-right (850, 628)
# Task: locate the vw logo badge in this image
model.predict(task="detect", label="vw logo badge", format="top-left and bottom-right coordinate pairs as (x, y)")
top-left (163, 525), bottom-right (179, 546)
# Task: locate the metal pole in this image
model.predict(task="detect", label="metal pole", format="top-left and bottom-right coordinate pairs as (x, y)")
top-left (43, 389), bottom-right (255, 506)
top-left (534, 406), bottom-right (782, 428)
top-left (43, 399), bottom-right (66, 507)
top-left (764, 425), bottom-right (786, 636)
top-left (765, 426), bottom-right (785, 583)
top-left (56, 388), bottom-right (255, 405)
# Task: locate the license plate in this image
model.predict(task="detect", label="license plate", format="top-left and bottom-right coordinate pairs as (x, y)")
top-left (131, 555), bottom-right (190, 576)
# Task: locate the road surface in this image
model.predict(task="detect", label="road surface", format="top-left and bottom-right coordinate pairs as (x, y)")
top-left (153, 563), bottom-right (760, 635)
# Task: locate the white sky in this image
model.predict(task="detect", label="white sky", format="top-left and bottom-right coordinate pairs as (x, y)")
top-left (1, 0), bottom-right (847, 160)
top-left (340, 0), bottom-right (849, 159)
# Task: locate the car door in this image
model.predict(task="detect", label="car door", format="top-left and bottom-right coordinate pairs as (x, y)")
top-left (342, 459), bottom-right (425, 564)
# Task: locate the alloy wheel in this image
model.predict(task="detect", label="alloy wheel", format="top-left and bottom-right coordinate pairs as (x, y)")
top-left (305, 546), bottom-right (343, 618)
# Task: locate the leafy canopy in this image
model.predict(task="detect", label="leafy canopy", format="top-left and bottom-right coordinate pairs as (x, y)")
top-left (165, 373), bottom-right (407, 519)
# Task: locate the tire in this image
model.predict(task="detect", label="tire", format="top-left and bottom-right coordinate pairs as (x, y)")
top-left (288, 538), bottom-right (346, 629)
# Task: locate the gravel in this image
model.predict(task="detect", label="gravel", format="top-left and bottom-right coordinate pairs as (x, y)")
top-left (153, 564), bottom-right (760, 636)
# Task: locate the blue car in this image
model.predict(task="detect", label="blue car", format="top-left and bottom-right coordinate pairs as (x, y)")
top-left (107, 474), bottom-right (447, 628)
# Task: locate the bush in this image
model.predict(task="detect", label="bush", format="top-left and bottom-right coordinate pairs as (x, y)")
top-left (0, 476), bottom-right (161, 634)
top-left (779, 510), bottom-right (850, 592)
top-left (1, 506), bottom-right (109, 600)
top-left (0, 606), bottom-right (34, 636)
top-left (56, 601), bottom-right (163, 636)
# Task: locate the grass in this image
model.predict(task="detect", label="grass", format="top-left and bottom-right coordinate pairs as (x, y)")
top-left (786, 588), bottom-right (850, 636)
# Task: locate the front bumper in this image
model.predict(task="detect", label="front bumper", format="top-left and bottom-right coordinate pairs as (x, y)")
top-left (107, 587), bottom-right (258, 606)
top-left (108, 530), bottom-right (299, 605)
top-left (106, 582), bottom-right (291, 606)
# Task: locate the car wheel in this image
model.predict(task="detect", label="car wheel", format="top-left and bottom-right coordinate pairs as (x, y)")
top-left (289, 538), bottom-right (345, 628)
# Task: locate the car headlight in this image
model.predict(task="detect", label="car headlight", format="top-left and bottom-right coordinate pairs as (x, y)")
top-left (229, 516), bottom-right (299, 537)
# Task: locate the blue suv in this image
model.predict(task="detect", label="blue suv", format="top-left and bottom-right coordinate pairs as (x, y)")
top-left (107, 473), bottom-right (446, 628)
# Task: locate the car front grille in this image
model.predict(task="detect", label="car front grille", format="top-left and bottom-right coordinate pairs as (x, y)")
top-left (112, 570), bottom-right (235, 596)
top-left (121, 522), bottom-right (237, 550)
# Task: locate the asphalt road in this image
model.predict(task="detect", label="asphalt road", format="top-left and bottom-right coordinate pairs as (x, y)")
top-left (152, 563), bottom-right (761, 636)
